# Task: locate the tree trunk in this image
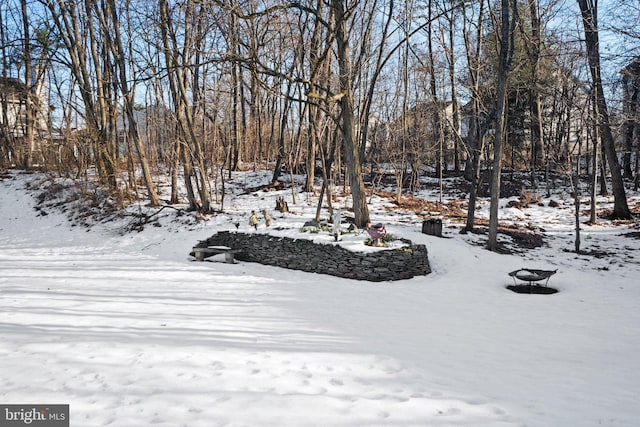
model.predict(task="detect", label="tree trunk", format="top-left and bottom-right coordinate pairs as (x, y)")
top-left (590, 124), bottom-right (598, 224)
top-left (229, 4), bottom-right (243, 171)
top-left (621, 71), bottom-right (638, 178)
top-left (574, 173), bottom-right (581, 253)
top-left (46, 0), bottom-right (118, 189)
top-left (0, 6), bottom-right (10, 168)
top-left (159, 0), bottom-right (213, 212)
top-left (488, 0), bottom-right (515, 251)
top-left (578, 0), bottom-right (631, 219)
top-left (462, 0), bottom-right (486, 232)
top-left (526, 0), bottom-right (545, 170)
top-left (107, 0), bottom-right (160, 206)
top-left (304, 0), bottom-right (325, 193)
top-left (271, 84), bottom-right (293, 184)
top-left (20, 0), bottom-right (35, 169)
top-left (427, 1), bottom-right (443, 182)
top-left (332, 0), bottom-right (370, 228)
top-left (446, 12), bottom-right (461, 172)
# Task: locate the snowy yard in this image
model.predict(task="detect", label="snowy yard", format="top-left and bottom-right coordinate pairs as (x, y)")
top-left (1, 171), bottom-right (639, 426)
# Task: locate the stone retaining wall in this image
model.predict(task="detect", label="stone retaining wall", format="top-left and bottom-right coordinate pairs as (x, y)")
top-left (198, 231), bottom-right (431, 281)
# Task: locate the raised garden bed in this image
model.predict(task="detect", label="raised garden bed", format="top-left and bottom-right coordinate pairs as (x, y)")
top-left (195, 231), bottom-right (431, 282)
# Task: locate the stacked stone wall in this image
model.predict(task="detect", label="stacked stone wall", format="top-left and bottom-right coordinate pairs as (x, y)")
top-left (198, 231), bottom-right (431, 281)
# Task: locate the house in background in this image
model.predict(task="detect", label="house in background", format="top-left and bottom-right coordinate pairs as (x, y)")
top-left (0, 76), bottom-right (49, 139)
top-left (0, 74), bottom-right (51, 168)
top-left (0, 77), bottom-right (48, 138)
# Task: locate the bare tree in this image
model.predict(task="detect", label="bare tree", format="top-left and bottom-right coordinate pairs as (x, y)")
top-left (20, 0), bottom-right (36, 169)
top-left (331, 0), bottom-right (371, 227)
top-left (520, 0), bottom-right (545, 174)
top-left (442, 0), bottom-right (463, 172)
top-left (106, 0), bottom-right (160, 206)
top-left (488, 0), bottom-right (517, 251)
top-left (0, 4), bottom-right (9, 168)
top-left (229, 1), bottom-right (372, 226)
top-left (159, 0), bottom-right (214, 212)
top-left (621, 58), bottom-right (639, 180)
top-left (45, 0), bottom-right (119, 188)
top-left (227, 0), bottom-right (244, 172)
top-left (463, 0), bottom-right (488, 233)
top-left (577, 0), bottom-right (631, 219)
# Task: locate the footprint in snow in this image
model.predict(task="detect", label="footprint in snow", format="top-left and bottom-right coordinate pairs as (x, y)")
top-left (329, 378), bottom-right (343, 386)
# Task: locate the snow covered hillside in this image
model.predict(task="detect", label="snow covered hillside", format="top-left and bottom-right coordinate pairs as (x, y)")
top-left (1, 170), bottom-right (639, 426)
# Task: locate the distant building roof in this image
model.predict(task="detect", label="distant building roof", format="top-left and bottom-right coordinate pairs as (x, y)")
top-left (0, 77), bottom-right (30, 99)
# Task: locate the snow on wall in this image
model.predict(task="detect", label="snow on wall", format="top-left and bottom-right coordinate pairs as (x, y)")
top-left (199, 231), bottom-right (431, 281)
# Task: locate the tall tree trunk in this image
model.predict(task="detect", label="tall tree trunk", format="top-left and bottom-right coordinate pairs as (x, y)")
top-left (315, 126), bottom-right (338, 222)
top-left (159, 0), bottom-right (213, 212)
top-left (488, 0), bottom-right (516, 251)
top-left (229, 3), bottom-right (243, 171)
top-left (21, 0), bottom-right (35, 169)
top-left (159, 0), bottom-right (198, 210)
top-left (306, 103), bottom-right (319, 192)
top-left (46, 0), bottom-right (118, 188)
top-left (398, 1), bottom-right (412, 203)
top-left (1, 6), bottom-right (13, 167)
top-left (107, 0), bottom-right (160, 206)
top-left (428, 0), bottom-right (443, 181)
top-left (590, 119), bottom-right (599, 224)
top-left (445, 10), bottom-right (461, 172)
top-left (304, 0), bottom-right (325, 193)
top-left (463, 0), bottom-right (486, 232)
top-left (358, 0), bottom-right (394, 166)
top-left (271, 83), bottom-right (293, 184)
top-left (621, 69), bottom-right (639, 178)
top-left (332, 0), bottom-right (370, 228)
top-left (577, 0), bottom-right (631, 219)
top-left (525, 0), bottom-right (545, 170)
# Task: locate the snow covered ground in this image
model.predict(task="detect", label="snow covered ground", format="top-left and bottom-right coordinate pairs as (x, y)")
top-left (1, 170), bottom-right (639, 426)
